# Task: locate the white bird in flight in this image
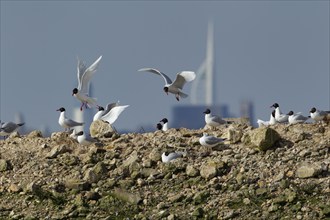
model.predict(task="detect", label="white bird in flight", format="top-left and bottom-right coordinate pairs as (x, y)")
top-left (93, 102), bottom-right (129, 125)
top-left (72, 55), bottom-right (102, 111)
top-left (138, 68), bottom-right (196, 101)
top-left (199, 133), bottom-right (226, 147)
top-left (57, 107), bottom-right (84, 131)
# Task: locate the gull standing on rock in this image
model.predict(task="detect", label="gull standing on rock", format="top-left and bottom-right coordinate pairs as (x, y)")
top-left (271, 103), bottom-right (288, 123)
top-left (199, 133), bottom-right (226, 147)
top-left (0, 121), bottom-right (25, 138)
top-left (309, 107), bottom-right (330, 123)
top-left (93, 102), bottom-right (129, 125)
top-left (72, 55), bottom-right (102, 111)
top-left (203, 109), bottom-right (227, 129)
top-left (257, 110), bottom-right (277, 127)
top-left (159, 118), bottom-right (169, 131)
top-left (75, 131), bottom-right (97, 146)
top-left (57, 107), bottom-right (84, 131)
top-left (138, 68), bottom-right (196, 101)
top-left (287, 111), bottom-right (309, 125)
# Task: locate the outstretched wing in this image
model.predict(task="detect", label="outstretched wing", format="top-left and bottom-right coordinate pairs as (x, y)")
top-left (172, 71), bottom-right (196, 89)
top-left (138, 68), bottom-right (172, 85)
top-left (101, 105), bottom-right (129, 125)
top-left (102, 102), bottom-right (119, 117)
top-left (77, 57), bottom-right (87, 90)
top-left (79, 55), bottom-right (102, 94)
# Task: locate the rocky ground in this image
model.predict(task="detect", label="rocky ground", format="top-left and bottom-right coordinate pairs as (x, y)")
top-left (0, 120), bottom-right (330, 220)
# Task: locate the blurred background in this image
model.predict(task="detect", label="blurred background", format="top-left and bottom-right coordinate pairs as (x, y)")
top-left (1, 1), bottom-right (329, 136)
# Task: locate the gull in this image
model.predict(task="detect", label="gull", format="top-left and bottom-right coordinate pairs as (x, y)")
top-left (138, 68), bottom-right (196, 101)
top-left (161, 151), bottom-right (184, 163)
top-left (93, 102), bottom-right (129, 125)
top-left (271, 103), bottom-right (288, 123)
top-left (203, 108), bottom-right (227, 129)
top-left (75, 131), bottom-right (97, 146)
top-left (199, 133), bottom-right (226, 147)
top-left (159, 118), bottom-right (169, 131)
top-left (257, 110), bottom-right (277, 127)
top-left (57, 107), bottom-right (84, 131)
top-left (287, 111), bottom-right (309, 124)
top-left (0, 121), bottom-right (25, 138)
top-left (309, 107), bottom-right (330, 123)
top-left (72, 55), bottom-right (102, 111)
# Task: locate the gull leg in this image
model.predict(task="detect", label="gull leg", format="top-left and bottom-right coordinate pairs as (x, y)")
top-left (176, 94), bottom-right (180, 101)
top-left (80, 103), bottom-right (84, 111)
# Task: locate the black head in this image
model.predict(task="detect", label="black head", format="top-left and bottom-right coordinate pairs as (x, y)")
top-left (56, 107), bottom-right (65, 112)
top-left (160, 118), bottom-right (168, 123)
top-left (163, 87), bottom-right (169, 94)
top-left (98, 106), bottom-right (105, 111)
top-left (203, 109), bottom-right (211, 114)
top-left (76, 131), bottom-right (84, 136)
top-left (156, 123), bottom-right (163, 130)
top-left (163, 151), bottom-right (169, 156)
top-left (310, 107), bottom-right (316, 113)
top-left (271, 103), bottom-right (279, 108)
top-left (287, 111), bottom-right (294, 116)
top-left (72, 88), bottom-right (78, 95)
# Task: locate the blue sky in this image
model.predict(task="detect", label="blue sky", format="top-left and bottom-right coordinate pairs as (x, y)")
top-left (1, 1), bottom-right (329, 134)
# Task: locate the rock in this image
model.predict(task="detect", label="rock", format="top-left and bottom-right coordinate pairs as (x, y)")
top-left (46, 145), bottom-right (70, 159)
top-left (296, 163), bottom-right (322, 178)
top-left (228, 128), bottom-right (243, 144)
top-left (149, 148), bottom-right (161, 162)
top-left (248, 127), bottom-right (280, 151)
top-left (0, 159), bottom-right (12, 171)
top-left (112, 188), bottom-right (142, 204)
top-left (64, 179), bottom-right (91, 191)
top-left (83, 162), bottom-right (108, 183)
top-left (89, 120), bottom-right (115, 138)
top-left (8, 184), bottom-right (22, 193)
top-left (200, 162), bottom-right (218, 180)
top-left (186, 165), bottom-right (199, 177)
top-left (123, 150), bottom-right (139, 167)
top-left (27, 130), bottom-right (43, 138)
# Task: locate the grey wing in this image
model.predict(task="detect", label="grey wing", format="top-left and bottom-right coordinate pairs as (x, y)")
top-left (65, 119), bottom-right (84, 127)
top-left (1, 122), bottom-right (18, 133)
top-left (295, 114), bottom-right (308, 121)
top-left (77, 57), bottom-right (87, 90)
top-left (205, 136), bottom-right (223, 145)
top-left (138, 68), bottom-right (172, 85)
top-left (79, 55), bottom-right (102, 94)
top-left (102, 102), bottom-right (119, 117)
top-left (172, 71), bottom-right (196, 89)
top-left (212, 115), bottom-right (226, 124)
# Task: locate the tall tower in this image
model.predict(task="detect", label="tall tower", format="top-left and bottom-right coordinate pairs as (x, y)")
top-left (191, 21), bottom-right (215, 106)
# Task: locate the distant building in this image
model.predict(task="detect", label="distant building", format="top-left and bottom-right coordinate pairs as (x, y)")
top-left (240, 100), bottom-right (255, 126)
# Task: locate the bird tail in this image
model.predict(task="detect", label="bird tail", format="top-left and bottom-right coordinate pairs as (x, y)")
top-left (17, 123), bottom-right (25, 127)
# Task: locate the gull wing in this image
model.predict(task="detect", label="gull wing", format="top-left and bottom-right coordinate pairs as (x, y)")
top-left (101, 105), bottom-right (129, 125)
top-left (204, 136), bottom-right (223, 145)
top-left (1, 122), bottom-right (18, 133)
top-left (172, 71), bottom-right (196, 89)
top-left (138, 68), bottom-right (172, 85)
top-left (77, 57), bottom-right (87, 90)
top-left (101, 102), bottom-right (119, 117)
top-left (78, 55), bottom-right (102, 94)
